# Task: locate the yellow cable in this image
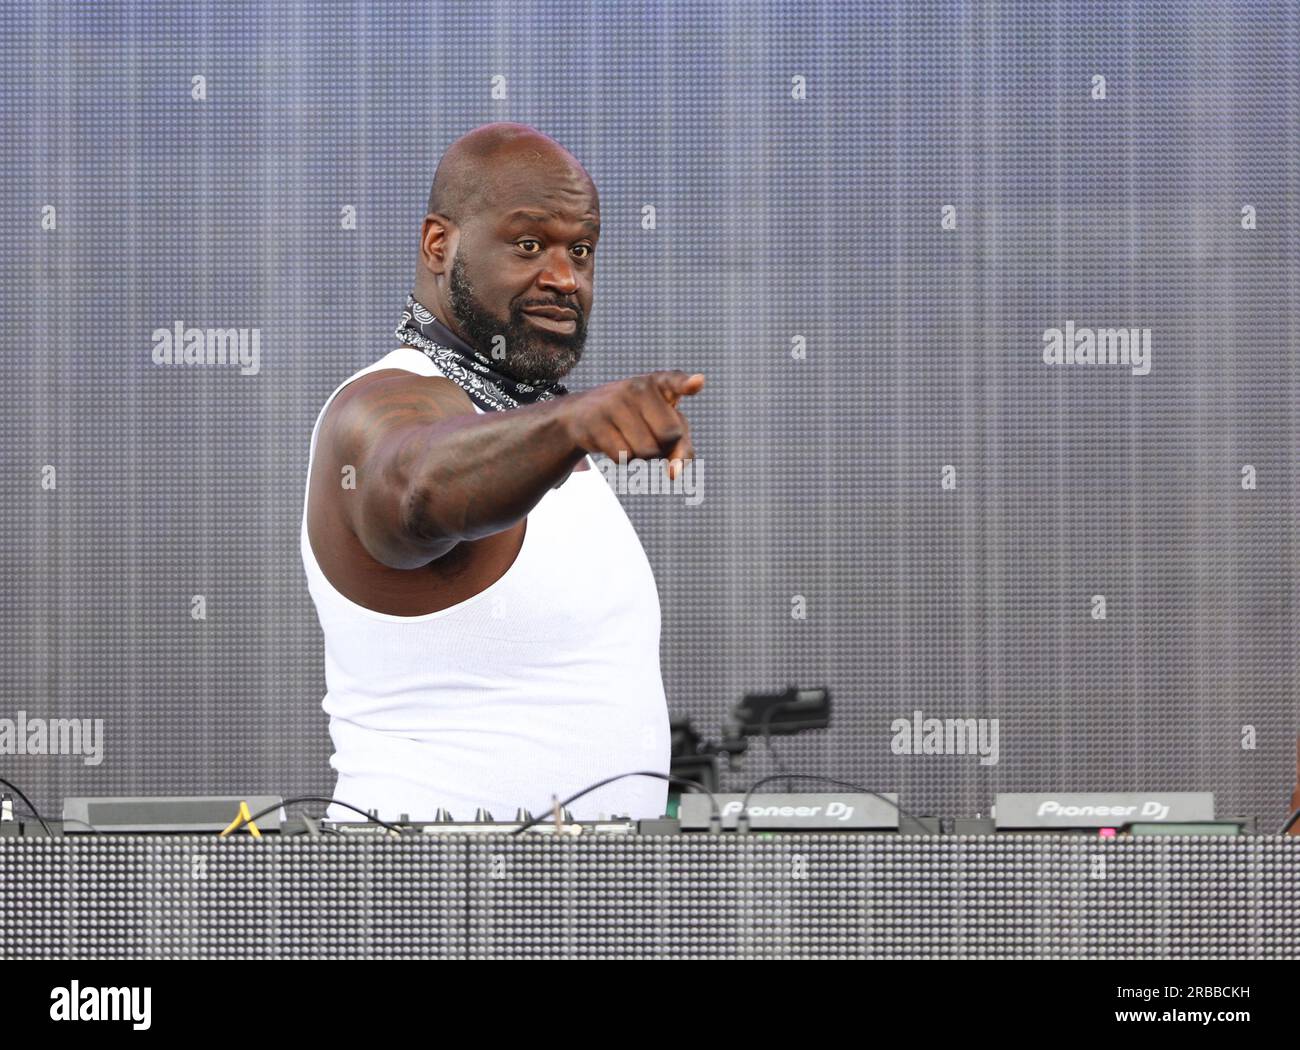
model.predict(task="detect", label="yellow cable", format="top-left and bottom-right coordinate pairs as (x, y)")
top-left (241, 800), bottom-right (263, 839)
top-left (218, 800), bottom-right (263, 838)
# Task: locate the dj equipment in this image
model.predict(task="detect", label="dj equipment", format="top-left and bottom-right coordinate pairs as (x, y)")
top-left (668, 717), bottom-right (743, 791)
top-left (305, 795), bottom-right (938, 835)
top-left (993, 792), bottom-right (1216, 830)
top-left (0, 791), bottom-right (1257, 837)
top-left (317, 809), bottom-right (638, 836)
top-left (678, 792), bottom-right (912, 831)
top-left (732, 686), bottom-right (830, 735)
top-left (59, 795), bottom-right (285, 833)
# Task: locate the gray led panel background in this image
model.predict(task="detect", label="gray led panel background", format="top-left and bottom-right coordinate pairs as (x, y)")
top-left (3, 837), bottom-right (1299, 958)
top-left (1, 2), bottom-right (1298, 826)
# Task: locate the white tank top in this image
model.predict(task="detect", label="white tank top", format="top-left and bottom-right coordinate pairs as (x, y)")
top-left (301, 346), bottom-right (670, 823)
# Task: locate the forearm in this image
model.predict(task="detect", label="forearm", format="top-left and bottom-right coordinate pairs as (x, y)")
top-left (399, 397), bottom-right (586, 546)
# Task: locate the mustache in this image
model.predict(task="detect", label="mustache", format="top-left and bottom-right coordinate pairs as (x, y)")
top-left (517, 299), bottom-right (582, 317)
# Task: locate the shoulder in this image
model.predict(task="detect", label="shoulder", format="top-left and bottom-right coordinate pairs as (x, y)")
top-left (320, 365), bottom-right (476, 460)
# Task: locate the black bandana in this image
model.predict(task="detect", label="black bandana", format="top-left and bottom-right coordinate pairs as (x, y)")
top-left (395, 294), bottom-right (569, 412)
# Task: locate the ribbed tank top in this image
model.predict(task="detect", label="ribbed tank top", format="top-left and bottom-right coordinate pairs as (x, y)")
top-left (301, 347), bottom-right (670, 822)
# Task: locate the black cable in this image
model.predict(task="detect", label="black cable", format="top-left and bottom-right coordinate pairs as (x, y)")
top-left (13, 797), bottom-right (399, 836)
top-left (511, 771), bottom-right (721, 835)
top-left (240, 796), bottom-right (403, 834)
top-left (735, 773), bottom-right (928, 832)
top-left (1278, 808), bottom-right (1300, 835)
top-left (0, 777), bottom-right (53, 837)
top-left (757, 703), bottom-right (794, 792)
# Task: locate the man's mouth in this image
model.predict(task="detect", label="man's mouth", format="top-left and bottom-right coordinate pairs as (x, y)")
top-left (522, 306), bottom-right (578, 334)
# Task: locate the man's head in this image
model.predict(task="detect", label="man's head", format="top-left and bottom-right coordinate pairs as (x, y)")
top-left (414, 123), bottom-right (599, 385)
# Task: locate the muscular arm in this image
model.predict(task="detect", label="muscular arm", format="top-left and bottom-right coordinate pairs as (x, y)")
top-left (320, 366), bottom-right (704, 572)
top-left (324, 372), bottom-right (586, 570)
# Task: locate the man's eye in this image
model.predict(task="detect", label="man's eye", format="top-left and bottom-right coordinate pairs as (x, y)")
top-left (516, 240), bottom-right (593, 258)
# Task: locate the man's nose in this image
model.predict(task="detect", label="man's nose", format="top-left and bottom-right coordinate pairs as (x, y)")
top-left (537, 250), bottom-right (580, 295)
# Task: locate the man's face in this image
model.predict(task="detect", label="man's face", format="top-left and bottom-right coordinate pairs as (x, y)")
top-left (446, 182), bottom-right (599, 386)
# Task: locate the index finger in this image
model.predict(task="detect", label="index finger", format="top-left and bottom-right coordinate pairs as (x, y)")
top-left (656, 371), bottom-right (706, 407)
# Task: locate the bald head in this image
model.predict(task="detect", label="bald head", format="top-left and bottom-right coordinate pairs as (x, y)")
top-left (426, 123), bottom-right (595, 223)
top-left (413, 123), bottom-right (601, 385)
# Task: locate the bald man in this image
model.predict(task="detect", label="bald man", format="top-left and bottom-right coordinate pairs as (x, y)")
top-left (300, 123), bottom-right (705, 824)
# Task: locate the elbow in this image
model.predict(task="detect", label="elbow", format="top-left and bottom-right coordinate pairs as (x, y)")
top-left (356, 481), bottom-right (455, 570)
top-left (399, 479), bottom-right (449, 548)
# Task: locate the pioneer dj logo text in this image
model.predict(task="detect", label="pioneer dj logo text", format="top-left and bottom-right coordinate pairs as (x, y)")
top-left (50, 981), bottom-right (151, 1030)
top-left (0, 711), bottom-right (103, 766)
top-left (1042, 320), bottom-right (1151, 376)
top-left (593, 450), bottom-right (704, 506)
top-left (890, 710), bottom-right (999, 766)
top-left (1038, 800), bottom-right (1172, 820)
top-left (721, 800), bottom-right (855, 821)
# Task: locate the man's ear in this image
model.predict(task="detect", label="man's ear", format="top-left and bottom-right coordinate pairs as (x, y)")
top-left (419, 214), bottom-right (457, 277)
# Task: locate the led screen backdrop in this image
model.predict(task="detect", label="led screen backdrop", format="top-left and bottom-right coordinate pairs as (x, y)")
top-left (2, 1), bottom-right (1298, 828)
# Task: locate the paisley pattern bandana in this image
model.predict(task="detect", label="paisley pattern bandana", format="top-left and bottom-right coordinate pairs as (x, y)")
top-left (394, 294), bottom-right (569, 412)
